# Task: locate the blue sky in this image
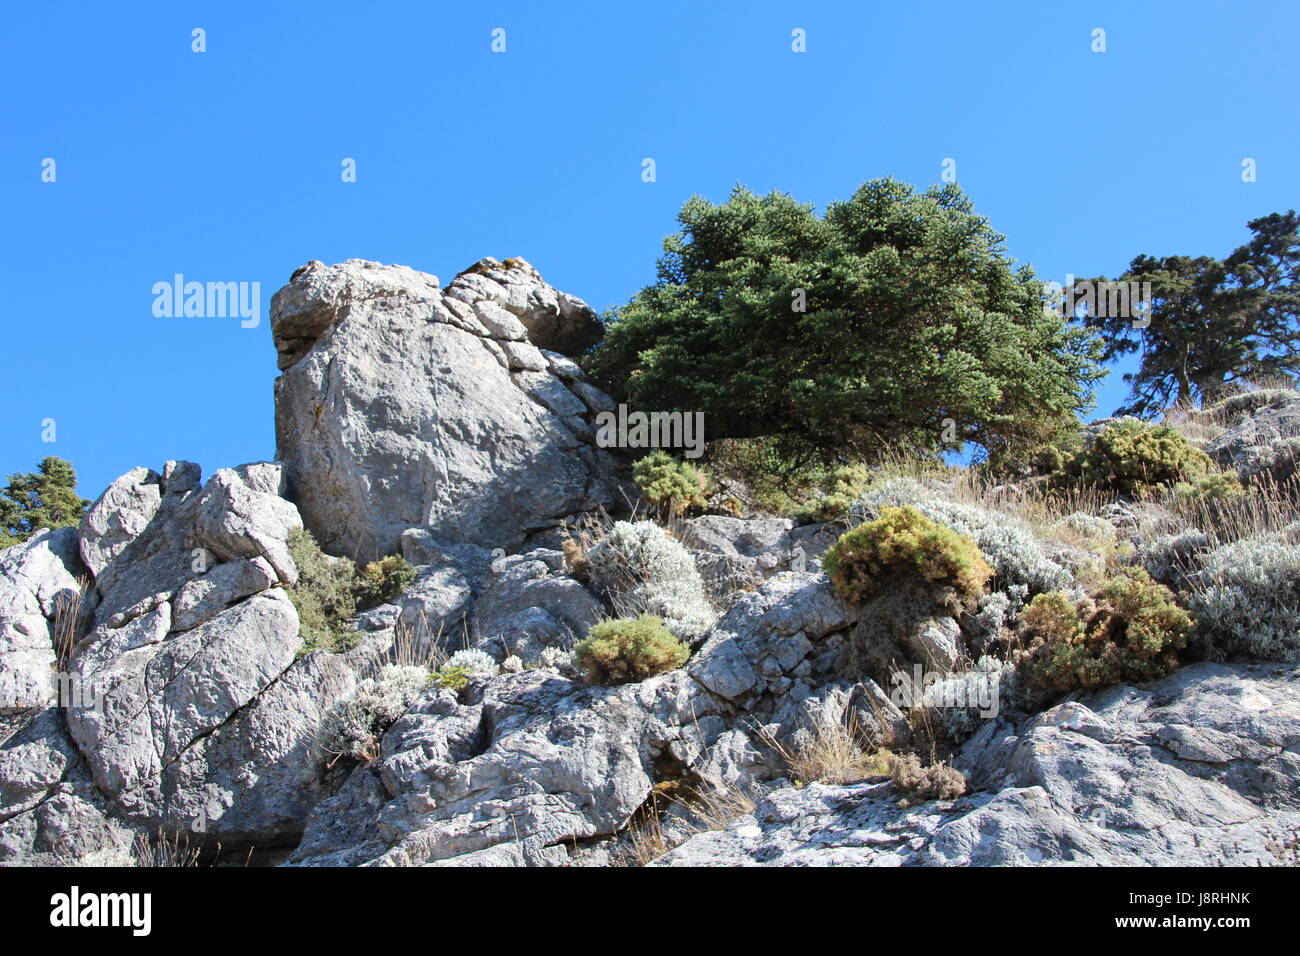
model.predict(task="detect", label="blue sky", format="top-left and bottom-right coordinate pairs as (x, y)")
top-left (3, 1), bottom-right (1296, 500)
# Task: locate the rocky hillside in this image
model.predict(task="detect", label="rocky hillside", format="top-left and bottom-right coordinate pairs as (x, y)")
top-left (2, 259), bottom-right (1298, 868)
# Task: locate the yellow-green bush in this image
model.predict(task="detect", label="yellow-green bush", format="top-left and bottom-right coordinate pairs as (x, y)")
top-left (792, 464), bottom-right (872, 524)
top-left (1172, 471), bottom-right (1245, 507)
top-left (632, 450), bottom-right (710, 514)
top-left (1021, 567), bottom-right (1195, 692)
top-left (287, 529), bottom-right (359, 656)
top-left (1067, 420), bottom-right (1216, 494)
top-left (822, 506), bottom-right (992, 605)
top-left (572, 614), bottom-right (690, 685)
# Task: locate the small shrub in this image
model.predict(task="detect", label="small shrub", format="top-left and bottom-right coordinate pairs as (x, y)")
top-left (354, 554), bottom-right (417, 610)
top-left (887, 753), bottom-right (967, 804)
top-left (288, 530), bottom-right (418, 655)
top-left (431, 665), bottom-right (470, 691)
top-left (1187, 524), bottom-right (1300, 662)
top-left (443, 648), bottom-right (499, 676)
top-left (1135, 528), bottom-right (1212, 589)
top-left (822, 506), bottom-right (992, 606)
top-left (585, 520), bottom-right (715, 640)
top-left (1021, 567), bottom-right (1195, 692)
top-left (322, 664), bottom-right (430, 762)
top-left (1172, 471), bottom-right (1245, 507)
top-left (916, 655), bottom-right (1018, 743)
top-left (572, 615), bottom-right (690, 685)
top-left (539, 646), bottom-right (571, 670)
top-left (852, 479), bottom-right (1071, 605)
top-left (1055, 511), bottom-right (1118, 548)
top-left (633, 450), bottom-right (710, 515)
top-left (287, 528), bottom-right (359, 656)
top-left (791, 464), bottom-right (873, 524)
top-left (1070, 419), bottom-right (1216, 494)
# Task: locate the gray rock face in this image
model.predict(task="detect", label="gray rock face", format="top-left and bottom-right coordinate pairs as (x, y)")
top-left (271, 258), bottom-right (620, 560)
top-left (688, 572), bottom-right (854, 704)
top-left (67, 591), bottom-right (301, 817)
top-left (679, 516), bottom-right (837, 597)
top-left (1206, 390), bottom-right (1300, 484)
top-left (290, 669), bottom-right (727, 866)
top-left (446, 257), bottom-right (604, 356)
top-left (2, 460), bottom-right (354, 855)
top-left (655, 662), bottom-right (1300, 866)
top-left (0, 528), bottom-right (86, 714)
top-left (0, 708), bottom-right (137, 865)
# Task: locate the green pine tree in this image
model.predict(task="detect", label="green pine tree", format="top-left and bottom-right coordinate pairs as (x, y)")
top-left (586, 178), bottom-right (1105, 465)
top-left (0, 457), bottom-right (92, 547)
top-left (1086, 210), bottom-right (1299, 416)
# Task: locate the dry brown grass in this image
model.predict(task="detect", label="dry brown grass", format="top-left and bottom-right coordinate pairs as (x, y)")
top-left (758, 715), bottom-right (891, 786)
top-left (50, 576), bottom-right (91, 670)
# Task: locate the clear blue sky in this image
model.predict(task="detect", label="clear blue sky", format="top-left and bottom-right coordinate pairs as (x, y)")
top-left (3, 1), bottom-right (1296, 500)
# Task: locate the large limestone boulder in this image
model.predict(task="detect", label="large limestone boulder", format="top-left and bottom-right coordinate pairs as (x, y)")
top-left (40, 461), bottom-right (347, 852)
top-left (271, 258), bottom-right (620, 560)
top-left (0, 528), bottom-right (87, 714)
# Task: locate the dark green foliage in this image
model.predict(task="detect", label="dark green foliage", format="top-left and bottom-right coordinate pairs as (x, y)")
top-left (587, 179), bottom-right (1104, 464)
top-left (0, 457), bottom-right (91, 547)
top-left (572, 614), bottom-right (690, 685)
top-left (287, 531), bottom-right (420, 655)
top-left (822, 505), bottom-right (992, 605)
top-left (1021, 568), bottom-right (1195, 692)
top-left (1086, 210), bottom-right (1300, 416)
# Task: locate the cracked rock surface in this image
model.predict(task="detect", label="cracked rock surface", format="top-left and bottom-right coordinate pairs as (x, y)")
top-left (271, 257), bottom-right (620, 560)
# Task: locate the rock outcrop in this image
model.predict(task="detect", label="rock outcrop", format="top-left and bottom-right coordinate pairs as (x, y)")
top-left (271, 258), bottom-right (621, 560)
top-left (0, 460), bottom-right (357, 863)
top-left (1205, 389), bottom-right (1300, 484)
top-left (0, 528), bottom-right (85, 715)
top-left (656, 662), bottom-right (1300, 866)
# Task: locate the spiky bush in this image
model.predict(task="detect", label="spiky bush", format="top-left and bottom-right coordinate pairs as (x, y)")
top-left (1021, 568), bottom-right (1195, 692)
top-left (584, 520), bottom-right (715, 640)
top-left (851, 479), bottom-right (1071, 606)
top-left (887, 753), bottom-right (967, 804)
top-left (823, 506), bottom-right (992, 606)
top-left (322, 664), bottom-right (430, 762)
top-left (632, 450), bottom-right (710, 515)
top-left (1070, 419), bottom-right (1216, 494)
top-left (354, 554), bottom-right (417, 610)
top-left (1187, 524), bottom-right (1300, 662)
top-left (572, 614), bottom-right (690, 685)
top-left (1173, 471), bottom-right (1245, 507)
